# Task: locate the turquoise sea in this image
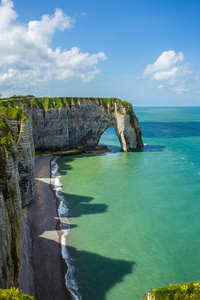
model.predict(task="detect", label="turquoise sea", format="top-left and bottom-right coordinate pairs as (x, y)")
top-left (55, 107), bottom-right (200, 300)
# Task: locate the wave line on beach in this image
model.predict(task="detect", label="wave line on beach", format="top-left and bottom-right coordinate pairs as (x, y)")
top-left (51, 157), bottom-right (82, 300)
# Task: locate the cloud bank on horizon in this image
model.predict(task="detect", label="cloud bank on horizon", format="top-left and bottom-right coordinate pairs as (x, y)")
top-left (0, 0), bottom-right (107, 94)
top-left (141, 50), bottom-right (193, 95)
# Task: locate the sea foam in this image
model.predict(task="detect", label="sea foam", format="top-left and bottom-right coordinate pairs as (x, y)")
top-left (51, 157), bottom-right (82, 300)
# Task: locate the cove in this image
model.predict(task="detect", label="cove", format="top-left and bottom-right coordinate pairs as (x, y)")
top-left (56, 107), bottom-right (200, 300)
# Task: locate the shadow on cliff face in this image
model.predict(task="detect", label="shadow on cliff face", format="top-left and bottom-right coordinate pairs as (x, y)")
top-left (66, 245), bottom-right (135, 300)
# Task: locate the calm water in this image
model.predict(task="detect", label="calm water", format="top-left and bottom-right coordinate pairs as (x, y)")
top-left (56, 107), bottom-right (200, 300)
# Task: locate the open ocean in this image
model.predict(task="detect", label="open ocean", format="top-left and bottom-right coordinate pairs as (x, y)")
top-left (54, 107), bottom-right (200, 300)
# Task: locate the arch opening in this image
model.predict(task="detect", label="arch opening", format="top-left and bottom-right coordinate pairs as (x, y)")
top-left (98, 127), bottom-right (122, 152)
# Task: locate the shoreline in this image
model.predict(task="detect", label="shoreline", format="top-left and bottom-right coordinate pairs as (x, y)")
top-left (19, 155), bottom-right (72, 300)
top-left (50, 157), bottom-right (81, 300)
top-left (35, 144), bottom-right (112, 157)
top-left (49, 156), bottom-right (74, 299)
top-left (19, 149), bottom-right (110, 299)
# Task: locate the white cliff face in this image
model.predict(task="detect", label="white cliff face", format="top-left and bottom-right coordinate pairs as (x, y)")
top-left (30, 107), bottom-right (70, 151)
top-left (0, 115), bottom-right (35, 288)
top-left (31, 100), bottom-right (143, 152)
top-left (17, 117), bottom-right (35, 207)
top-left (0, 130), bottom-right (24, 288)
top-left (6, 116), bottom-right (35, 207)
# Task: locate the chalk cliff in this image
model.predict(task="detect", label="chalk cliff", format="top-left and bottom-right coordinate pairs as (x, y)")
top-left (30, 98), bottom-right (143, 152)
top-left (0, 96), bottom-right (143, 289)
top-left (0, 117), bottom-right (24, 288)
top-left (17, 117), bottom-right (35, 207)
top-left (0, 111), bottom-right (35, 289)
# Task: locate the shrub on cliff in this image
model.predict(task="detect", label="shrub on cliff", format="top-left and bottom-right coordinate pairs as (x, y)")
top-left (0, 116), bottom-right (14, 155)
top-left (0, 287), bottom-right (35, 299)
top-left (143, 281), bottom-right (200, 299)
top-left (0, 107), bottom-right (26, 121)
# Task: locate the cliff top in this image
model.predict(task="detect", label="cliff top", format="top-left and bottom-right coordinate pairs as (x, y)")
top-left (143, 281), bottom-right (200, 300)
top-left (0, 95), bottom-right (132, 110)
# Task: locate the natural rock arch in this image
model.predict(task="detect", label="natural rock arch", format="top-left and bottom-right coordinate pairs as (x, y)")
top-left (31, 99), bottom-right (143, 152)
top-left (84, 112), bottom-right (142, 152)
top-left (97, 126), bottom-right (120, 146)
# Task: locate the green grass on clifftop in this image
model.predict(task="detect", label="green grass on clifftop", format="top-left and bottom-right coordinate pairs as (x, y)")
top-left (143, 281), bottom-right (200, 299)
top-left (0, 95), bottom-right (132, 110)
top-left (0, 287), bottom-right (35, 299)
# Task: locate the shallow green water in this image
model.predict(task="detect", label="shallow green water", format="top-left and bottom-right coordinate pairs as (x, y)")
top-left (57, 107), bottom-right (200, 300)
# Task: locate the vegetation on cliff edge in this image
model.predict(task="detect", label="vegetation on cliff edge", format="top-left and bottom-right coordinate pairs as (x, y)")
top-left (0, 287), bottom-right (35, 299)
top-left (0, 95), bottom-right (132, 110)
top-left (0, 116), bottom-right (14, 154)
top-left (143, 281), bottom-right (200, 300)
top-left (0, 107), bottom-right (26, 121)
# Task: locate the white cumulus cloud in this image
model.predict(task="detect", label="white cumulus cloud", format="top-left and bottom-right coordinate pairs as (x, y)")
top-left (0, 0), bottom-right (107, 94)
top-left (141, 50), bottom-right (193, 94)
top-left (144, 51), bottom-right (184, 77)
top-left (152, 67), bottom-right (178, 81)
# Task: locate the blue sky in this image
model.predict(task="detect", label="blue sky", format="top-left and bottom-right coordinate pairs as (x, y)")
top-left (0, 0), bottom-right (200, 106)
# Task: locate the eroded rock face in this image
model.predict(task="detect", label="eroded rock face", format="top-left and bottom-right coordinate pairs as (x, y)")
top-left (31, 107), bottom-right (70, 151)
top-left (6, 116), bottom-right (35, 207)
top-left (31, 100), bottom-right (143, 152)
top-left (0, 115), bottom-right (35, 288)
top-left (17, 117), bottom-right (35, 207)
top-left (0, 121), bottom-right (24, 288)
